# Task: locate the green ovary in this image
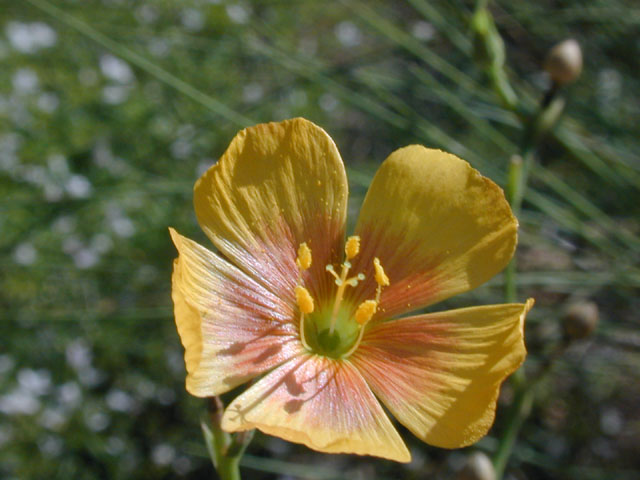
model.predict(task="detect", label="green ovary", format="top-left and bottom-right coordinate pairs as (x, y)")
top-left (303, 304), bottom-right (360, 358)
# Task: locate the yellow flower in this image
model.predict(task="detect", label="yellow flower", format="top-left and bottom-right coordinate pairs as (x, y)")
top-left (170, 118), bottom-right (532, 463)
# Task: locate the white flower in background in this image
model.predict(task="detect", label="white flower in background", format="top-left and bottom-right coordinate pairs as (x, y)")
top-left (65, 174), bottom-right (92, 199)
top-left (12, 68), bottom-right (39, 94)
top-left (181, 8), bottom-right (204, 31)
top-left (0, 389), bottom-right (40, 415)
top-left (335, 21), bottom-right (362, 47)
top-left (99, 54), bottom-right (134, 83)
top-left (17, 368), bottom-right (51, 396)
top-left (5, 22), bottom-right (57, 54)
top-left (243, 83), bottom-right (264, 103)
top-left (226, 4), bottom-right (250, 24)
top-left (152, 444), bottom-right (176, 466)
top-left (57, 382), bottom-right (82, 409)
top-left (13, 242), bottom-right (37, 266)
top-left (411, 21), bottom-right (435, 41)
top-left (105, 389), bottom-right (135, 413)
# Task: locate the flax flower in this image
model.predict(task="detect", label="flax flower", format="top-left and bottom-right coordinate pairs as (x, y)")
top-left (170, 118), bottom-right (532, 462)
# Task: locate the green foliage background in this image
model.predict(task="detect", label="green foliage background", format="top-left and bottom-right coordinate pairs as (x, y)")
top-left (1, 0), bottom-right (638, 479)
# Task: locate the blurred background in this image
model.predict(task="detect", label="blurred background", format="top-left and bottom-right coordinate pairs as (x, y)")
top-left (1, 0), bottom-right (638, 479)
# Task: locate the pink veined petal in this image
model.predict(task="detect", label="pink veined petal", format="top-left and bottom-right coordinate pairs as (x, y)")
top-left (348, 146), bottom-right (517, 319)
top-left (351, 301), bottom-right (532, 448)
top-left (170, 228), bottom-right (304, 397)
top-left (221, 354), bottom-right (411, 463)
top-left (193, 118), bottom-right (348, 303)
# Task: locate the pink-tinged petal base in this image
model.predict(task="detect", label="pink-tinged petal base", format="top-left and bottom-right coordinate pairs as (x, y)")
top-left (351, 300), bottom-right (532, 449)
top-left (221, 355), bottom-right (411, 463)
top-left (170, 228), bottom-right (304, 397)
top-left (193, 118), bottom-right (348, 300)
top-left (347, 226), bottom-right (443, 320)
top-left (350, 146), bottom-right (517, 319)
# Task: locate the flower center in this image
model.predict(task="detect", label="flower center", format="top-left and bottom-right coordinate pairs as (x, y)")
top-left (294, 237), bottom-right (389, 359)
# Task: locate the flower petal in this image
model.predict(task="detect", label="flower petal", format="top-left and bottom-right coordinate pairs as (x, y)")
top-left (351, 300), bottom-right (532, 448)
top-left (170, 228), bottom-right (304, 397)
top-left (221, 355), bottom-right (411, 463)
top-left (350, 146), bottom-right (517, 318)
top-left (194, 118), bottom-right (348, 301)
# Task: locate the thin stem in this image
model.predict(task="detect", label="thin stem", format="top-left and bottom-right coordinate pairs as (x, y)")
top-left (299, 313), bottom-right (311, 350)
top-left (216, 455), bottom-right (242, 480)
top-left (341, 324), bottom-right (367, 359)
top-left (493, 386), bottom-right (533, 478)
top-left (203, 397), bottom-right (252, 480)
top-left (496, 81), bottom-right (564, 478)
top-left (504, 146), bottom-right (534, 304)
top-left (493, 340), bottom-right (568, 479)
top-left (24, 0), bottom-right (253, 127)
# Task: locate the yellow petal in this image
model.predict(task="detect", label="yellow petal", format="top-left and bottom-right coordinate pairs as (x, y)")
top-left (171, 258), bottom-right (204, 381)
top-left (350, 146), bottom-right (517, 318)
top-left (194, 118), bottom-right (348, 301)
top-left (221, 355), bottom-right (411, 463)
top-left (170, 228), bottom-right (303, 397)
top-left (352, 300), bottom-right (532, 448)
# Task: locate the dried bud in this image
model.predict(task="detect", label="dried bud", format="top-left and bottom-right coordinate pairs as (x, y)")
top-left (563, 301), bottom-right (599, 340)
top-left (457, 451), bottom-right (495, 480)
top-left (544, 39), bottom-right (583, 86)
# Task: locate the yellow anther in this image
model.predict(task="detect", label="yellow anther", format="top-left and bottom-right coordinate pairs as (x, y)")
top-left (373, 257), bottom-right (390, 287)
top-left (355, 300), bottom-right (378, 325)
top-left (295, 286), bottom-right (314, 314)
top-left (345, 235), bottom-right (361, 260)
top-left (296, 242), bottom-right (312, 271)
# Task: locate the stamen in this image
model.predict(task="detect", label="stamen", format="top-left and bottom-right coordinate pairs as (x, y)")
top-left (295, 285), bottom-right (314, 314)
top-left (355, 300), bottom-right (378, 325)
top-left (345, 235), bottom-right (360, 260)
top-left (373, 257), bottom-right (389, 286)
top-left (341, 315), bottom-right (369, 358)
top-left (341, 259), bottom-right (391, 358)
top-left (296, 243), bottom-right (312, 271)
top-left (373, 257), bottom-right (390, 303)
top-left (326, 239), bottom-right (368, 335)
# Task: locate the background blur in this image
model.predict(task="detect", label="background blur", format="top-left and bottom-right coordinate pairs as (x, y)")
top-left (1, 0), bottom-right (639, 479)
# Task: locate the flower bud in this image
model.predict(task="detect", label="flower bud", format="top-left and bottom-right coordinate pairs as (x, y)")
top-left (563, 301), bottom-right (598, 340)
top-left (457, 451), bottom-right (495, 480)
top-left (471, 7), bottom-right (505, 69)
top-left (532, 96), bottom-right (565, 139)
top-left (544, 39), bottom-right (583, 86)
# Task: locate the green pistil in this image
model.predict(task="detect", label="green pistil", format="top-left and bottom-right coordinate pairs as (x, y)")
top-left (303, 305), bottom-right (360, 358)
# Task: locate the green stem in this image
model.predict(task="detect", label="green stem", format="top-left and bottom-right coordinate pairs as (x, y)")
top-left (24, 0), bottom-right (253, 127)
top-left (493, 341), bottom-right (568, 479)
top-left (504, 144), bottom-right (535, 304)
top-left (496, 84), bottom-right (565, 478)
top-left (216, 455), bottom-right (242, 480)
top-left (498, 147), bottom-right (532, 479)
top-left (488, 62), bottom-right (519, 112)
top-left (202, 397), bottom-right (253, 480)
top-left (493, 385), bottom-right (533, 479)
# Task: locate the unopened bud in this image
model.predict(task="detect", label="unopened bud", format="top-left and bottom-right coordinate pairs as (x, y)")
top-left (471, 7), bottom-right (505, 69)
top-left (563, 301), bottom-right (598, 340)
top-left (544, 39), bottom-right (583, 86)
top-left (457, 451), bottom-right (495, 480)
top-left (532, 96), bottom-right (565, 139)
